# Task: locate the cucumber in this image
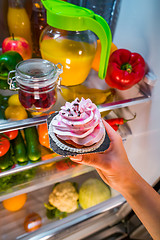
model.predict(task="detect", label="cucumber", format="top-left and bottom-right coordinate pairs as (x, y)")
top-left (24, 126), bottom-right (41, 161)
top-left (11, 130), bottom-right (28, 164)
top-left (0, 147), bottom-right (14, 170)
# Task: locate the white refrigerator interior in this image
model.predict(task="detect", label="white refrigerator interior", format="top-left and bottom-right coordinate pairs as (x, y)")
top-left (114, 0), bottom-right (160, 186)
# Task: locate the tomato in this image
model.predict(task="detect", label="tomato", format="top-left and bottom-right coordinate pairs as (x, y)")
top-left (56, 159), bottom-right (79, 171)
top-left (3, 130), bottom-right (18, 140)
top-left (0, 136), bottom-right (10, 157)
top-left (3, 193), bottom-right (27, 212)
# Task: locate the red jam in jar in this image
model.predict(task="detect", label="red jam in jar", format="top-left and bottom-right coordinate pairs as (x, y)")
top-left (9, 59), bottom-right (63, 112)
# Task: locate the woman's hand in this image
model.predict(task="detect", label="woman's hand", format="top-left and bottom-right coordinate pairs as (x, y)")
top-left (71, 119), bottom-right (160, 240)
top-left (70, 119), bottom-right (136, 193)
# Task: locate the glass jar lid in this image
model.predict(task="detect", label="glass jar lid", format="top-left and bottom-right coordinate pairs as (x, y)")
top-left (15, 59), bottom-right (63, 87)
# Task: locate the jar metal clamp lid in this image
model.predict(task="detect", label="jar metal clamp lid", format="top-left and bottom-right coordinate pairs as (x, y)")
top-left (8, 59), bottom-right (63, 91)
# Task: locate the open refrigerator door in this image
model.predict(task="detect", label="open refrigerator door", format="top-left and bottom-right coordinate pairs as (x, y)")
top-left (0, 0), bottom-right (160, 239)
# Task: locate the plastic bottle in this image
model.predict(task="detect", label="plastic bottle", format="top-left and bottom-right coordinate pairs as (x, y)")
top-left (7, 0), bottom-right (32, 49)
top-left (30, 0), bottom-right (47, 57)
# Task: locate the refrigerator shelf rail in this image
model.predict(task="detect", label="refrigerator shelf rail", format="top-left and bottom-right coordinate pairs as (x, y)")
top-left (0, 155), bottom-right (63, 178)
top-left (0, 164), bottom-right (94, 201)
top-left (0, 82), bottom-right (151, 133)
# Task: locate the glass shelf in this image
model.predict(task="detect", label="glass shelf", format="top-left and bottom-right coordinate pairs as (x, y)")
top-left (0, 70), bottom-right (151, 132)
top-left (0, 154), bottom-right (62, 178)
top-left (0, 170), bottom-right (125, 240)
top-left (0, 162), bottom-right (94, 201)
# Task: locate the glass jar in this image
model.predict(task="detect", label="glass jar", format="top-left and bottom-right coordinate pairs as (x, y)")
top-left (8, 59), bottom-right (63, 113)
top-left (40, 26), bottom-right (97, 86)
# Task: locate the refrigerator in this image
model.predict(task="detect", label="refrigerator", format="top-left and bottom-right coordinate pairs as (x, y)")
top-left (0, 0), bottom-right (160, 239)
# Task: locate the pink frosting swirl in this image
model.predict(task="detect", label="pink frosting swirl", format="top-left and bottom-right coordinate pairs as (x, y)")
top-left (51, 97), bottom-right (105, 146)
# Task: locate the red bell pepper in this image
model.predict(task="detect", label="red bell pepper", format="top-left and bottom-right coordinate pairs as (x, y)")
top-left (105, 49), bottom-right (146, 90)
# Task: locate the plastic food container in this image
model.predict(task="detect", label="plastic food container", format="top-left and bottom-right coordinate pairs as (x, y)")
top-left (8, 59), bottom-right (63, 113)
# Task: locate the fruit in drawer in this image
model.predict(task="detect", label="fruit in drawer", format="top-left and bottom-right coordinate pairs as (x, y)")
top-left (5, 105), bottom-right (28, 120)
top-left (2, 193), bottom-right (27, 211)
top-left (24, 212), bottom-right (42, 232)
top-left (79, 178), bottom-right (111, 209)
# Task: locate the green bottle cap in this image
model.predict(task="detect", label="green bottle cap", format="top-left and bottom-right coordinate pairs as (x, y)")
top-left (41, 0), bottom-right (112, 79)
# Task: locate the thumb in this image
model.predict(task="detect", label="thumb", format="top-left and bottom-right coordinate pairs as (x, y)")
top-left (70, 152), bottom-right (106, 170)
top-left (70, 154), bottom-right (83, 162)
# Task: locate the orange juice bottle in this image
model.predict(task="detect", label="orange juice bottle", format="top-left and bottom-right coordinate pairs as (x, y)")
top-left (7, 0), bottom-right (32, 49)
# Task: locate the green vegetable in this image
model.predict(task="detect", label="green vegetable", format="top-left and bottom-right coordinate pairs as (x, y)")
top-left (0, 94), bottom-right (9, 118)
top-left (44, 203), bottom-right (67, 219)
top-left (0, 79), bottom-right (9, 90)
top-left (79, 178), bottom-right (111, 209)
top-left (11, 130), bottom-right (28, 164)
top-left (0, 168), bottom-right (36, 192)
top-left (24, 126), bottom-right (41, 161)
top-left (0, 108), bottom-right (5, 119)
top-left (0, 51), bottom-right (23, 90)
top-left (0, 147), bottom-right (14, 170)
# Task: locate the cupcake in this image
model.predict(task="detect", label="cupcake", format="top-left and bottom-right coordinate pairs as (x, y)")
top-left (48, 97), bottom-right (110, 155)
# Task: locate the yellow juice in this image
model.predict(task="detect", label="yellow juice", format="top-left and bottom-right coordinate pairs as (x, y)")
top-left (7, 7), bottom-right (32, 48)
top-left (40, 38), bottom-right (96, 86)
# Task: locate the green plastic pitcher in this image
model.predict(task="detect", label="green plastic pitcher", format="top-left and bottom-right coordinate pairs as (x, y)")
top-left (41, 0), bottom-right (112, 83)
